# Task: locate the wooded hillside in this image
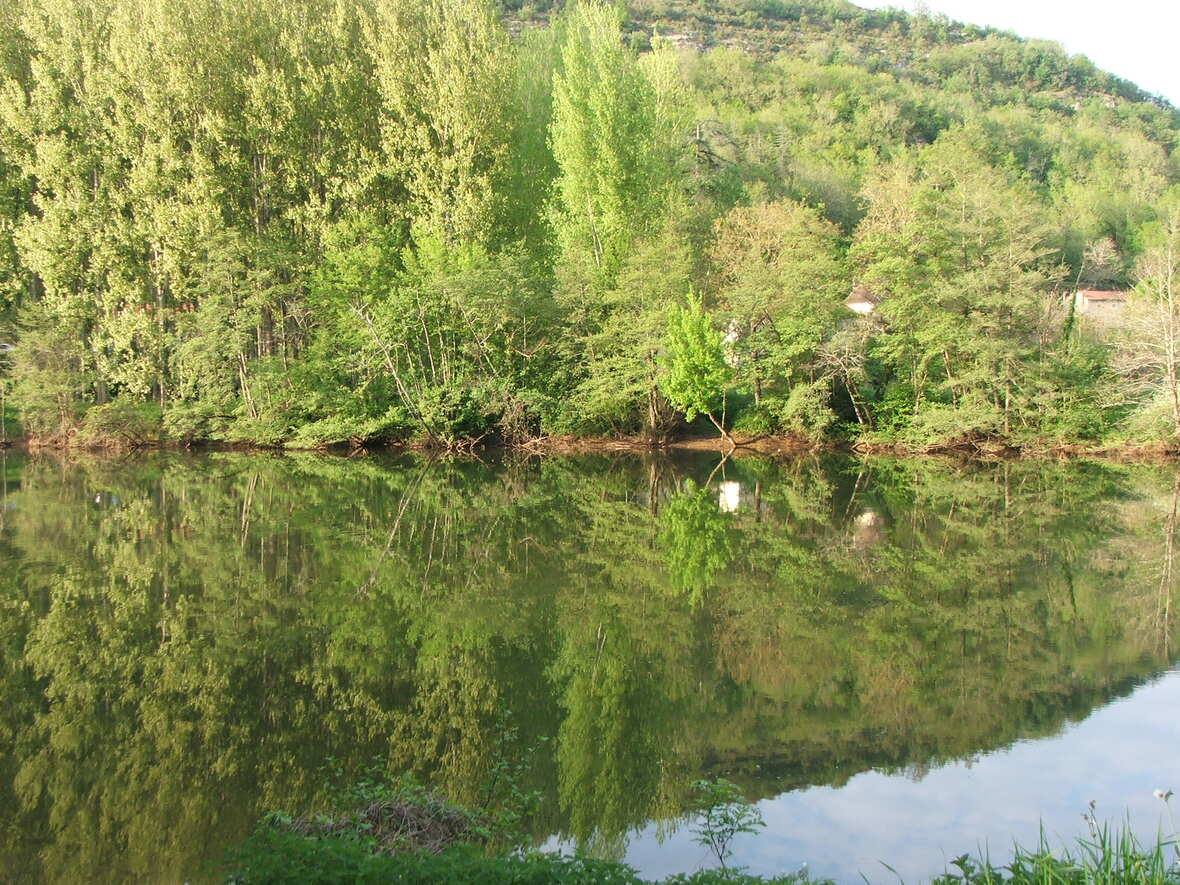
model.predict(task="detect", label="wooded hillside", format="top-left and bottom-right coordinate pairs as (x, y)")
top-left (0, 0), bottom-right (1177, 449)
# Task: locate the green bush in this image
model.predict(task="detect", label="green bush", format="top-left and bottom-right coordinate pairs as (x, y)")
top-left (901, 395), bottom-right (1005, 449)
top-left (1119, 392), bottom-right (1179, 444)
top-left (285, 407), bottom-right (409, 449)
top-left (228, 833), bottom-right (641, 884)
top-left (772, 380), bottom-right (836, 439)
top-left (6, 304), bottom-right (91, 439)
top-left (225, 766), bottom-right (821, 885)
top-left (79, 399), bottom-right (163, 446)
top-left (689, 778), bottom-right (766, 872)
top-left (225, 832), bottom-right (818, 885)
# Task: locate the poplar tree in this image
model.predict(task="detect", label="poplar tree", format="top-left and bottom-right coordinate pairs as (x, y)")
top-left (549, 1), bottom-right (682, 290)
top-left (0, 0), bottom-right (33, 319)
top-left (366, 0), bottom-right (514, 247)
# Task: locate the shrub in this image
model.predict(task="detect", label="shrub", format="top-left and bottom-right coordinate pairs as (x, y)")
top-left (224, 833), bottom-right (818, 885)
top-left (79, 400), bottom-right (163, 447)
top-left (690, 778), bottom-right (766, 872)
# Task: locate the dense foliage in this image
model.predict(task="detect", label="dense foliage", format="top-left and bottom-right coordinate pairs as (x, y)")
top-left (934, 827), bottom-right (1180, 885)
top-left (226, 828), bottom-right (1180, 885)
top-left (227, 832), bottom-right (816, 885)
top-left (0, 0), bottom-right (1178, 447)
top-left (226, 769), bottom-right (801, 883)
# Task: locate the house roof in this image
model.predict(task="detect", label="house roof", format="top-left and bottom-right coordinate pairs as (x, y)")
top-left (845, 284), bottom-right (880, 307)
top-left (1076, 289), bottom-right (1127, 302)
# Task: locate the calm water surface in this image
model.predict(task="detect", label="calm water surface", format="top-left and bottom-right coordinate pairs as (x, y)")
top-left (0, 450), bottom-right (1177, 883)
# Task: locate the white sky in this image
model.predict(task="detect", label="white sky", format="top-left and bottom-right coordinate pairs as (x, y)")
top-left (857, 0), bottom-right (1180, 106)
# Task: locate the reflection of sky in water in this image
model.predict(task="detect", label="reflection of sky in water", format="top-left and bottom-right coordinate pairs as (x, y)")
top-left (617, 667), bottom-right (1180, 884)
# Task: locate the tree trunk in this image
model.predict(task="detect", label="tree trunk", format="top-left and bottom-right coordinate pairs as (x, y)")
top-left (257, 308), bottom-right (274, 359)
top-left (706, 411), bottom-right (735, 452)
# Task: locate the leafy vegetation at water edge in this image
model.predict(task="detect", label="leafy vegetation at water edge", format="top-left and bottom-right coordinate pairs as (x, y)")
top-left (222, 774), bottom-right (1180, 884)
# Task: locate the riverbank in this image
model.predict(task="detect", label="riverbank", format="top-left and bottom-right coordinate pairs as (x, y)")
top-left (528, 433), bottom-right (1180, 461)
top-left (228, 832), bottom-right (820, 884)
top-left (227, 836), bottom-right (1180, 885)
top-left (226, 780), bottom-right (1180, 885)
top-left (9, 430), bottom-right (1180, 463)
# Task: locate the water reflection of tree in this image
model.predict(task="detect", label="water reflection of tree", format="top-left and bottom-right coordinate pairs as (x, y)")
top-left (659, 479), bottom-right (736, 602)
top-left (0, 453), bottom-right (1177, 879)
top-left (1158, 475), bottom-right (1177, 656)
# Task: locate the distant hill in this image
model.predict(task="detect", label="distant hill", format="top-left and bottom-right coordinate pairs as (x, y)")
top-left (504, 0), bottom-right (1176, 115)
top-left (499, 0), bottom-right (1178, 247)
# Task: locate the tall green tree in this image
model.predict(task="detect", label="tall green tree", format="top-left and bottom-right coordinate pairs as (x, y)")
top-left (709, 200), bottom-right (847, 414)
top-left (852, 129), bottom-right (1062, 440)
top-left (660, 293), bottom-right (732, 444)
top-left (549, 1), bottom-right (683, 292)
top-left (365, 0), bottom-right (514, 247)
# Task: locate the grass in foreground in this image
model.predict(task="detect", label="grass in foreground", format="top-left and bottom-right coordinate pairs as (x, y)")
top-left (933, 825), bottom-right (1179, 885)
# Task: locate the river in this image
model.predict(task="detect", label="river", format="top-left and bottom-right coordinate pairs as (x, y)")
top-left (0, 450), bottom-right (1176, 882)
